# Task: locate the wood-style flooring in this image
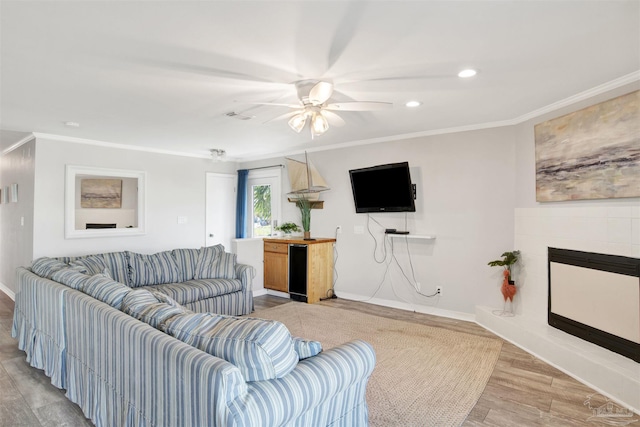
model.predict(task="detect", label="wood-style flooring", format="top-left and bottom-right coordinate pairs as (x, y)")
top-left (0, 292), bottom-right (622, 426)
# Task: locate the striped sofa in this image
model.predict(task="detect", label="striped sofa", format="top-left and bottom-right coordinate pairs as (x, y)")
top-left (43, 245), bottom-right (254, 316)
top-left (12, 257), bottom-right (376, 426)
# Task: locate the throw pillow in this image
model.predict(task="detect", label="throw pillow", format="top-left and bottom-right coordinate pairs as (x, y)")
top-left (70, 255), bottom-right (109, 276)
top-left (128, 251), bottom-right (181, 287)
top-left (193, 245), bottom-right (236, 280)
top-left (51, 269), bottom-right (91, 291)
top-left (292, 337), bottom-right (323, 360)
top-left (193, 245), bottom-right (231, 279)
top-left (121, 289), bottom-right (189, 330)
top-left (83, 273), bottom-right (131, 310)
top-left (164, 312), bottom-right (299, 382)
top-left (171, 248), bottom-right (201, 282)
top-left (31, 257), bottom-right (70, 279)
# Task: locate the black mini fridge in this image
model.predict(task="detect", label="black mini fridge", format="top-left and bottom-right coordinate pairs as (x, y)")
top-left (288, 244), bottom-right (308, 302)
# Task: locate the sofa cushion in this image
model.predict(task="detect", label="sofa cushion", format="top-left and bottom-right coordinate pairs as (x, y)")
top-left (121, 289), bottom-right (188, 329)
top-left (292, 337), bottom-right (323, 360)
top-left (192, 245), bottom-right (225, 279)
top-left (194, 251), bottom-right (236, 280)
top-left (128, 251), bottom-right (181, 287)
top-left (70, 255), bottom-right (110, 277)
top-left (164, 312), bottom-right (298, 382)
top-left (31, 257), bottom-right (70, 279)
top-left (171, 248), bottom-right (200, 282)
top-left (151, 278), bottom-right (243, 305)
top-left (83, 273), bottom-right (131, 310)
top-left (51, 269), bottom-right (91, 291)
top-left (101, 252), bottom-right (131, 286)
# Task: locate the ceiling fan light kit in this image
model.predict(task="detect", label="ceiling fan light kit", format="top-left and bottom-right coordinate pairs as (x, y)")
top-left (261, 80), bottom-right (393, 137)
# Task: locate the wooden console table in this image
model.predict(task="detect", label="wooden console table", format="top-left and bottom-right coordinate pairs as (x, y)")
top-left (263, 237), bottom-right (336, 304)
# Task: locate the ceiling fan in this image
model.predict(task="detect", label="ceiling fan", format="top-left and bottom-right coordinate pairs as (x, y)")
top-left (255, 80), bottom-right (393, 137)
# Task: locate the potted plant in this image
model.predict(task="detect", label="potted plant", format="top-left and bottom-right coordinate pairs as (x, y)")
top-left (488, 250), bottom-right (520, 310)
top-left (297, 198), bottom-right (312, 239)
top-left (488, 250), bottom-right (520, 284)
top-left (275, 222), bottom-right (301, 235)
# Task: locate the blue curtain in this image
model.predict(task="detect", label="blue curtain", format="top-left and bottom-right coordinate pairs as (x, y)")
top-left (235, 169), bottom-right (249, 238)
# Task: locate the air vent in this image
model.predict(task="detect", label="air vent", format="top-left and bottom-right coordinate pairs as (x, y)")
top-left (225, 112), bottom-right (254, 121)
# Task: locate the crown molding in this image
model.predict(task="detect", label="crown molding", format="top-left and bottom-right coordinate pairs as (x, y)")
top-left (6, 72), bottom-right (638, 162)
top-left (238, 70), bottom-right (640, 162)
top-left (31, 133), bottom-right (218, 160)
top-left (1, 134), bottom-right (36, 156)
top-left (509, 70), bottom-right (640, 124)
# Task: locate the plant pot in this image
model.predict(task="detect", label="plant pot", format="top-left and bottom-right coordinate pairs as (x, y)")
top-left (303, 231), bottom-right (311, 239)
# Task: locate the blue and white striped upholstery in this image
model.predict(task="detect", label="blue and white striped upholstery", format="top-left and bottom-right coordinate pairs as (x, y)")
top-left (31, 257), bottom-right (70, 279)
top-left (82, 273), bottom-right (131, 310)
top-left (101, 251), bottom-right (131, 286)
top-left (128, 251), bottom-right (181, 287)
top-left (13, 267), bottom-right (376, 426)
top-left (192, 244), bottom-right (225, 279)
top-left (164, 312), bottom-right (299, 382)
top-left (207, 252), bottom-right (237, 279)
top-left (150, 278), bottom-right (242, 305)
top-left (292, 337), bottom-right (323, 360)
top-left (51, 269), bottom-right (91, 291)
top-left (12, 269), bottom-right (69, 388)
top-left (171, 248), bottom-right (201, 282)
top-left (70, 255), bottom-right (109, 276)
top-left (122, 289), bottom-right (189, 329)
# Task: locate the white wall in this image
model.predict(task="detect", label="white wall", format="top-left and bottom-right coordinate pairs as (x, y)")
top-left (513, 81), bottom-right (640, 322)
top-left (241, 126), bottom-right (518, 316)
top-left (0, 138), bottom-right (36, 294)
top-left (32, 137), bottom-right (237, 258)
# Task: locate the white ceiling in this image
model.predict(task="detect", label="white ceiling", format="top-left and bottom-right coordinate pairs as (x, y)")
top-left (1, 1), bottom-right (638, 159)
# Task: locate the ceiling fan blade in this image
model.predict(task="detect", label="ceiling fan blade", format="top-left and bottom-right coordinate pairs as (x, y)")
top-left (264, 111), bottom-right (299, 124)
top-left (325, 101), bottom-right (393, 111)
top-left (246, 102), bottom-right (302, 108)
top-left (322, 110), bottom-right (346, 127)
top-left (308, 81), bottom-right (334, 105)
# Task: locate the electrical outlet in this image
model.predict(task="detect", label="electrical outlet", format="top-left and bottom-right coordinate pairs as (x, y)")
top-left (436, 286), bottom-right (443, 296)
top-left (336, 225), bottom-right (342, 234)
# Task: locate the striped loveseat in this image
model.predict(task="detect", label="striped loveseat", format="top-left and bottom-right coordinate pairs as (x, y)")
top-left (12, 253), bottom-right (376, 426)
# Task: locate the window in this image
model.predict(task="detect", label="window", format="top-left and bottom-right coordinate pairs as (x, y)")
top-left (246, 169), bottom-right (281, 238)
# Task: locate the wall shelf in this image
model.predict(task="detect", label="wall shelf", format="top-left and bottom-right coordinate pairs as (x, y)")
top-left (388, 234), bottom-right (436, 240)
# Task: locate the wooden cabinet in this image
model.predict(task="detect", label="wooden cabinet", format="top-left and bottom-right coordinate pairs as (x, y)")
top-left (263, 242), bottom-right (288, 292)
top-left (263, 237), bottom-right (336, 303)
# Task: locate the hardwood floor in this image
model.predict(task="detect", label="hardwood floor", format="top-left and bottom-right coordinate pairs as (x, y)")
top-left (0, 292), bottom-right (626, 426)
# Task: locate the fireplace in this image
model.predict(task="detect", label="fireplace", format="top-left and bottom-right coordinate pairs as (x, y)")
top-left (548, 248), bottom-right (640, 362)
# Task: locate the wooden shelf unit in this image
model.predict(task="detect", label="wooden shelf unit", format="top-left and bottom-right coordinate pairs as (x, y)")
top-left (263, 237), bottom-right (336, 303)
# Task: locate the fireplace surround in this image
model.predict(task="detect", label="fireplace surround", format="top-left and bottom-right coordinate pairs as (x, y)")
top-left (548, 247), bottom-right (640, 362)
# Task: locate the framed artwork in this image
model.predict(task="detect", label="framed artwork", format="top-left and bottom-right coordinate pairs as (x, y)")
top-left (534, 90), bottom-right (639, 202)
top-left (80, 179), bottom-right (122, 208)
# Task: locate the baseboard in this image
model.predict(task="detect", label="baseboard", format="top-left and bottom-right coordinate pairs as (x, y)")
top-left (336, 291), bottom-right (475, 322)
top-left (253, 288), bottom-right (267, 297)
top-left (265, 289), bottom-right (290, 299)
top-left (0, 282), bottom-right (15, 301)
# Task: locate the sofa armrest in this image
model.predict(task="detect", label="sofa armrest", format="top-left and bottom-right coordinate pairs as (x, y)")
top-left (235, 263), bottom-right (255, 290)
top-left (229, 340), bottom-right (375, 426)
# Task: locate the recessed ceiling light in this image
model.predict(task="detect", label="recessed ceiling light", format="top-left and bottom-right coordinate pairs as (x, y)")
top-left (405, 101), bottom-right (422, 108)
top-left (64, 121), bottom-right (80, 127)
top-left (458, 69), bottom-right (477, 78)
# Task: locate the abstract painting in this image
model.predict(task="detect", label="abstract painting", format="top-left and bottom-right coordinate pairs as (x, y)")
top-left (535, 90), bottom-right (639, 202)
top-left (81, 179), bottom-right (122, 208)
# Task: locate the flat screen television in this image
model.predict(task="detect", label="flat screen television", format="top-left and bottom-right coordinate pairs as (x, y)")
top-left (349, 162), bottom-right (416, 213)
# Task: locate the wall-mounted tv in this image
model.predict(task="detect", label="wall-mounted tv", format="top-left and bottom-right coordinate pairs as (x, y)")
top-left (349, 162), bottom-right (416, 213)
